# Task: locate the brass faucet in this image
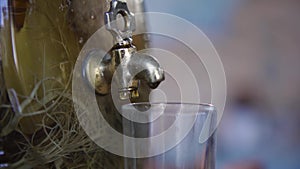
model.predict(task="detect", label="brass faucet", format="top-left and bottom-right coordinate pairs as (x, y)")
top-left (84, 0), bottom-right (164, 100)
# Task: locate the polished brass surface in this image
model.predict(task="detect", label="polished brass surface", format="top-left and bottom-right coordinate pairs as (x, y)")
top-left (84, 42), bottom-right (164, 99)
top-left (84, 0), bottom-right (164, 99)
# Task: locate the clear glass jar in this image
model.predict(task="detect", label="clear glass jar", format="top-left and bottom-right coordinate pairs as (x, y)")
top-left (0, 0), bottom-right (147, 168)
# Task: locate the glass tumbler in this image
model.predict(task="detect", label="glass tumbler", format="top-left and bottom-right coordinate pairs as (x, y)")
top-left (121, 103), bottom-right (217, 169)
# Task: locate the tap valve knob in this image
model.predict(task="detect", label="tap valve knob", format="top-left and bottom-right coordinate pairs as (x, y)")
top-left (105, 0), bottom-right (136, 43)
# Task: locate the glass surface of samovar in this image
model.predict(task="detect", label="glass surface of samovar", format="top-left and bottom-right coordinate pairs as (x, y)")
top-left (0, 0), bottom-right (164, 168)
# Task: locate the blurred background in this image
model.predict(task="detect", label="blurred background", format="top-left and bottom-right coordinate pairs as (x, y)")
top-left (145, 0), bottom-right (300, 169)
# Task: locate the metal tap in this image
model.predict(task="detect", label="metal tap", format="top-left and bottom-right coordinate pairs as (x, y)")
top-left (84, 0), bottom-right (164, 100)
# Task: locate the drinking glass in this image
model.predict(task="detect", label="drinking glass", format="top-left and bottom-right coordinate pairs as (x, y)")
top-left (121, 103), bottom-right (217, 169)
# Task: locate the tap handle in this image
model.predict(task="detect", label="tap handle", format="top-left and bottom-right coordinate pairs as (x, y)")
top-left (105, 0), bottom-right (136, 43)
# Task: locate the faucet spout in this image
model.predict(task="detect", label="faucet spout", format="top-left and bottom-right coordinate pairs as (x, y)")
top-left (127, 53), bottom-right (164, 89)
top-left (83, 0), bottom-right (164, 99)
top-left (83, 43), bottom-right (165, 100)
top-left (110, 43), bottom-right (164, 99)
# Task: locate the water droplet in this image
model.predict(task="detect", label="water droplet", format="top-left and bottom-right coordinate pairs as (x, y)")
top-left (70, 8), bottom-right (74, 13)
top-left (119, 91), bottom-right (130, 100)
top-left (90, 15), bottom-right (95, 20)
top-left (66, 0), bottom-right (71, 6)
top-left (59, 4), bottom-right (64, 12)
top-left (79, 37), bottom-right (84, 44)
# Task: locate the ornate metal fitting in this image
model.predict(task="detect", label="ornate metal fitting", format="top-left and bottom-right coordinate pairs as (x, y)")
top-left (83, 0), bottom-right (164, 100)
top-left (105, 0), bottom-right (136, 43)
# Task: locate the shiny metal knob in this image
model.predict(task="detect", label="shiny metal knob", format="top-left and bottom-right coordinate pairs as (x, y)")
top-left (105, 0), bottom-right (136, 43)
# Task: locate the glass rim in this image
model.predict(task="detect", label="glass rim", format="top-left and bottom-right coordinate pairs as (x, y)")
top-left (122, 102), bottom-right (217, 112)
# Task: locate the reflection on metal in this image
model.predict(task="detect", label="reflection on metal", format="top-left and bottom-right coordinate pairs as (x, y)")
top-left (105, 0), bottom-right (136, 43)
top-left (84, 0), bottom-right (164, 100)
